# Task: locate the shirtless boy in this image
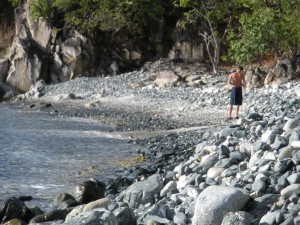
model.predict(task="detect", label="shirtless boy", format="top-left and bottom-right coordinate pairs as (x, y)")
top-left (227, 66), bottom-right (246, 120)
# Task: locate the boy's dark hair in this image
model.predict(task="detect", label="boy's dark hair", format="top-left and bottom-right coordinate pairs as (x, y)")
top-left (238, 66), bottom-right (244, 71)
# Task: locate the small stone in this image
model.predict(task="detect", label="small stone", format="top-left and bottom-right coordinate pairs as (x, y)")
top-left (291, 141), bottom-right (300, 148)
top-left (281, 184), bottom-right (300, 199)
top-left (147, 219), bottom-right (161, 225)
top-left (173, 212), bottom-right (187, 224)
top-left (274, 160), bottom-right (292, 173)
top-left (160, 181), bottom-right (177, 197)
top-left (252, 180), bottom-right (266, 192)
top-left (259, 211), bottom-right (278, 225)
top-left (287, 173), bottom-right (300, 184)
top-left (283, 118), bottom-right (300, 131)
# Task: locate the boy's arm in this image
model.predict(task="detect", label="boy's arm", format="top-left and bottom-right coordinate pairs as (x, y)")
top-left (228, 74), bottom-right (233, 85)
top-left (242, 74), bottom-right (246, 87)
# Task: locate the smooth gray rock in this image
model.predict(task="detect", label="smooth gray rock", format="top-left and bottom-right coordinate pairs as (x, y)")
top-left (252, 180), bottom-right (266, 192)
top-left (261, 129), bottom-right (278, 144)
top-left (173, 212), bottom-right (187, 224)
top-left (274, 160), bottom-right (292, 173)
top-left (221, 211), bottom-right (254, 225)
top-left (219, 127), bottom-right (242, 139)
top-left (192, 186), bottom-right (250, 225)
top-left (53, 193), bottom-right (78, 210)
top-left (214, 158), bottom-right (237, 169)
top-left (289, 131), bottom-right (300, 143)
top-left (219, 145), bottom-right (230, 158)
top-left (271, 136), bottom-right (288, 150)
top-left (287, 173), bottom-right (300, 184)
top-left (259, 211), bottom-right (278, 225)
top-left (199, 154), bottom-right (219, 174)
top-left (280, 217), bottom-right (295, 225)
top-left (160, 181), bottom-right (177, 198)
top-left (292, 152), bottom-right (300, 165)
top-left (278, 145), bottom-right (293, 160)
top-left (115, 174), bottom-right (164, 208)
top-left (281, 184), bottom-right (300, 199)
top-left (138, 199), bottom-right (174, 225)
top-left (113, 207), bottom-right (137, 225)
top-left (246, 194), bottom-right (280, 221)
top-left (230, 151), bottom-right (247, 161)
top-left (283, 118), bottom-right (300, 131)
top-left (247, 113), bottom-right (263, 121)
top-left (63, 209), bottom-right (118, 225)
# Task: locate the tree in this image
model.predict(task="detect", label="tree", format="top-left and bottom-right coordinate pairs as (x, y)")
top-left (173, 0), bottom-right (235, 74)
top-left (8, 0), bottom-right (20, 7)
top-left (53, 0), bottom-right (164, 37)
top-left (228, 0), bottom-right (300, 63)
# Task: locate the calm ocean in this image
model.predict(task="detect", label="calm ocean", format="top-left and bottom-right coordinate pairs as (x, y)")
top-left (0, 105), bottom-right (137, 210)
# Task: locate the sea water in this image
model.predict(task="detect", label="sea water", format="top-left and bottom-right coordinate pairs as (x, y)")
top-left (0, 105), bottom-right (137, 210)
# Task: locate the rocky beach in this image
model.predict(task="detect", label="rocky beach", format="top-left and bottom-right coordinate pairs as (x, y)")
top-left (0, 59), bottom-right (299, 225)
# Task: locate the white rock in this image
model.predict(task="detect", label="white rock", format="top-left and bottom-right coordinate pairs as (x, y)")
top-left (262, 151), bottom-right (276, 161)
top-left (291, 141), bottom-right (300, 149)
top-left (177, 175), bottom-right (189, 189)
top-left (207, 167), bottom-right (225, 179)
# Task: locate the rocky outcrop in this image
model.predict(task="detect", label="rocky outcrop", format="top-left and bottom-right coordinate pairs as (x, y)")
top-left (246, 58), bottom-right (300, 89)
top-left (7, 37), bottom-right (50, 92)
top-left (1, 0), bottom-right (95, 93)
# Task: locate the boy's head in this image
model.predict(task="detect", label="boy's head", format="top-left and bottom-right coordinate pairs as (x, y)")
top-left (237, 66), bottom-right (244, 71)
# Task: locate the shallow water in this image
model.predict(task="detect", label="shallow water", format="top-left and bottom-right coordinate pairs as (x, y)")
top-left (0, 105), bottom-right (138, 210)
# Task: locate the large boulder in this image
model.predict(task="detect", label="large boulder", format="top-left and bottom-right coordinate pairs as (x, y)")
top-left (51, 30), bottom-right (94, 82)
top-left (74, 180), bottom-right (105, 204)
top-left (0, 197), bottom-right (35, 223)
top-left (6, 38), bottom-right (50, 92)
top-left (154, 70), bottom-right (180, 88)
top-left (192, 186), bottom-right (250, 225)
top-left (115, 174), bottom-right (164, 208)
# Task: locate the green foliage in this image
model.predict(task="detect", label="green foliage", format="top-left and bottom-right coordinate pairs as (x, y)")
top-left (52, 0), bottom-right (164, 36)
top-left (8, 0), bottom-right (20, 7)
top-left (29, 0), bottom-right (53, 21)
top-left (227, 0), bottom-right (300, 63)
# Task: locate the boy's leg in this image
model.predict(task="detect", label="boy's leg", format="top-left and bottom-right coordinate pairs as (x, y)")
top-left (229, 104), bottom-right (233, 118)
top-left (236, 105), bottom-right (240, 118)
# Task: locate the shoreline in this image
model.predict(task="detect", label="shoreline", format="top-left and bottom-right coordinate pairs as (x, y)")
top-left (1, 65), bottom-right (300, 224)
